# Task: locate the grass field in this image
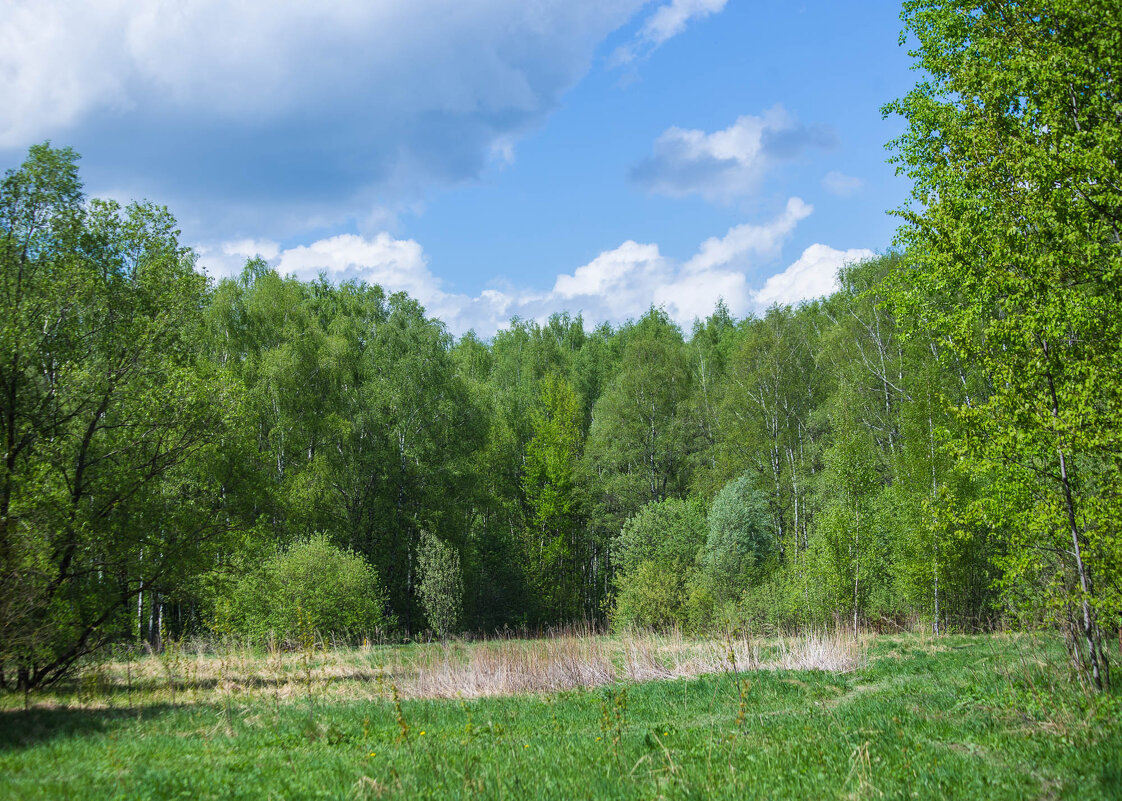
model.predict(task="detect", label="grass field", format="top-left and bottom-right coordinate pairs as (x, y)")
top-left (1, 631), bottom-right (1119, 799)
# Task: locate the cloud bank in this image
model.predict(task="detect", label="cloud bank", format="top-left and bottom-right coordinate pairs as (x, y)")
top-left (630, 106), bottom-right (836, 203)
top-left (0, 0), bottom-right (651, 237)
top-left (199, 198), bottom-right (873, 336)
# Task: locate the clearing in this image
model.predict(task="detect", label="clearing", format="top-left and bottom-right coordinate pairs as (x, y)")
top-left (0, 632), bottom-right (1118, 799)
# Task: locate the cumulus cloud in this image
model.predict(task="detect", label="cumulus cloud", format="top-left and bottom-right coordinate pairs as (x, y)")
top-left (612, 0), bottom-right (728, 64)
top-left (684, 197), bottom-right (811, 273)
top-left (754, 243), bottom-right (875, 308)
top-left (194, 238), bottom-right (281, 279)
top-left (553, 241), bottom-right (664, 300)
top-left (277, 234), bottom-right (439, 305)
top-left (822, 170), bottom-right (864, 197)
top-left (545, 197), bottom-right (825, 325)
top-left (630, 107), bottom-right (835, 203)
top-left (0, 0), bottom-right (648, 238)
top-left (197, 197), bottom-right (871, 335)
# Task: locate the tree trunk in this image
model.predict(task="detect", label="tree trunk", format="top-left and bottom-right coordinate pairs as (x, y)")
top-left (1046, 366), bottom-right (1108, 690)
top-left (929, 411), bottom-right (940, 636)
top-left (853, 507), bottom-right (860, 639)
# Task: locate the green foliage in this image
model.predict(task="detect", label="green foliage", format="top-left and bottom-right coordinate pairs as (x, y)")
top-left (416, 529), bottom-right (463, 638)
top-left (224, 535), bottom-right (390, 642)
top-left (885, 0), bottom-right (1122, 686)
top-left (612, 561), bottom-right (688, 629)
top-left (611, 497), bottom-right (707, 628)
top-left (703, 473), bottom-right (773, 605)
top-left (717, 306), bottom-right (822, 554)
top-left (521, 374), bottom-right (586, 622)
top-left (612, 497), bottom-right (707, 578)
top-left (0, 145), bottom-right (247, 689)
top-left (586, 309), bottom-right (695, 528)
top-left (206, 267), bottom-right (485, 632)
top-left (816, 379), bottom-right (885, 630)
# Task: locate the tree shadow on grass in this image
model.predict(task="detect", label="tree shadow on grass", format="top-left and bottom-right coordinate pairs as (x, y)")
top-left (0, 703), bottom-right (185, 751)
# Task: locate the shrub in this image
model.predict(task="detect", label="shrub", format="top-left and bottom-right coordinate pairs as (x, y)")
top-left (224, 534), bottom-right (390, 642)
top-left (613, 561), bottom-right (687, 629)
top-left (611, 497), bottom-right (707, 629)
top-left (612, 497), bottom-right (707, 576)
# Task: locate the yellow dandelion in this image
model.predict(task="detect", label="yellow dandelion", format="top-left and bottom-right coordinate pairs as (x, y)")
top-left (524, 744), bottom-right (529, 748)
top-left (663, 732), bottom-right (668, 736)
top-left (419, 730), bottom-right (426, 736)
top-left (368, 752), bottom-right (376, 757)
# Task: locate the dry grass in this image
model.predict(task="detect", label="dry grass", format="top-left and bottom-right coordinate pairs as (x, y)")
top-left (25, 628), bottom-right (867, 710)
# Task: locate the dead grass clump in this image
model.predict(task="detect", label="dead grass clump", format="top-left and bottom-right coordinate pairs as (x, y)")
top-left (405, 636), bottom-right (616, 698)
top-left (620, 635), bottom-right (681, 681)
top-left (769, 631), bottom-right (866, 673)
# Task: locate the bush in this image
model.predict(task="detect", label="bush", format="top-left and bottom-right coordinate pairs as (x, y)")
top-left (613, 561), bottom-right (687, 629)
top-left (223, 534), bottom-right (391, 642)
top-left (611, 497), bottom-right (707, 629)
top-left (612, 497), bottom-right (707, 576)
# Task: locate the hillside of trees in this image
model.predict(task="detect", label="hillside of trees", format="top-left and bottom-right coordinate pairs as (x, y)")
top-left (2, 0), bottom-right (1119, 692)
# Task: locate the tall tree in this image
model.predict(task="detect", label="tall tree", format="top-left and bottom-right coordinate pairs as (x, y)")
top-left (720, 306), bottom-right (822, 563)
top-left (815, 379), bottom-right (884, 636)
top-left (522, 373), bottom-right (586, 622)
top-left (0, 146), bottom-right (244, 688)
top-left (886, 0), bottom-right (1122, 688)
top-left (585, 309), bottom-right (695, 530)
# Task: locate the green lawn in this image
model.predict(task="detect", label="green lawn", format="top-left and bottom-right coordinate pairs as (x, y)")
top-left (1, 634), bottom-right (1119, 799)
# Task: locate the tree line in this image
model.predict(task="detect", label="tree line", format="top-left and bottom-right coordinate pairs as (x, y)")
top-left (2, 0), bottom-right (1118, 690)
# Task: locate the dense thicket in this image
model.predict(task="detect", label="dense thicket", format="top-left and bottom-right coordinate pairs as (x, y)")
top-left (1, 0), bottom-right (1118, 690)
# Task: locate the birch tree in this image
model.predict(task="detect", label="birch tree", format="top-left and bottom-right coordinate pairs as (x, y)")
top-left (886, 0), bottom-right (1122, 688)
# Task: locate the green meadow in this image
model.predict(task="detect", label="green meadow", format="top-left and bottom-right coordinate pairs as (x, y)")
top-left (1, 633), bottom-right (1118, 800)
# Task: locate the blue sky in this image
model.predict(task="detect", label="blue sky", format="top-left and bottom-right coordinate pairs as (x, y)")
top-left (1, 0), bottom-right (917, 335)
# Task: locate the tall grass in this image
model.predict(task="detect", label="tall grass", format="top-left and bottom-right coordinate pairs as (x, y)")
top-left (4, 627), bottom-right (866, 711)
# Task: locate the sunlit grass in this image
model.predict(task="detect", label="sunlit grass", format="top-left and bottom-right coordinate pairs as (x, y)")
top-left (0, 632), bottom-right (1118, 800)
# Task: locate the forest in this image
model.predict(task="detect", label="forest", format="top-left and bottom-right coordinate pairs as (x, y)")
top-left (1, 0), bottom-right (1119, 700)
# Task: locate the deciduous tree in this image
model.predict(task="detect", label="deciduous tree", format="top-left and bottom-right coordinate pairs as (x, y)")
top-left (886, 0), bottom-right (1122, 687)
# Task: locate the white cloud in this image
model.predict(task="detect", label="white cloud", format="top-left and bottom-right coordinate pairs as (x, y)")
top-left (612, 0), bottom-right (728, 64)
top-left (545, 239), bottom-right (729, 326)
top-left (276, 234), bottom-right (440, 307)
top-left (684, 197), bottom-right (812, 273)
top-left (195, 238), bottom-right (281, 279)
top-left (653, 268), bottom-right (750, 325)
top-left (0, 2), bottom-right (132, 143)
top-left (197, 198), bottom-right (871, 334)
top-left (822, 170), bottom-right (864, 197)
top-left (224, 239), bottom-right (281, 262)
top-left (754, 243), bottom-right (875, 308)
top-left (531, 198), bottom-right (816, 325)
top-left (553, 241), bottom-right (665, 299)
top-left (0, 0), bottom-right (649, 238)
top-left (199, 229), bottom-right (511, 333)
top-left (630, 107), bottom-right (835, 203)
